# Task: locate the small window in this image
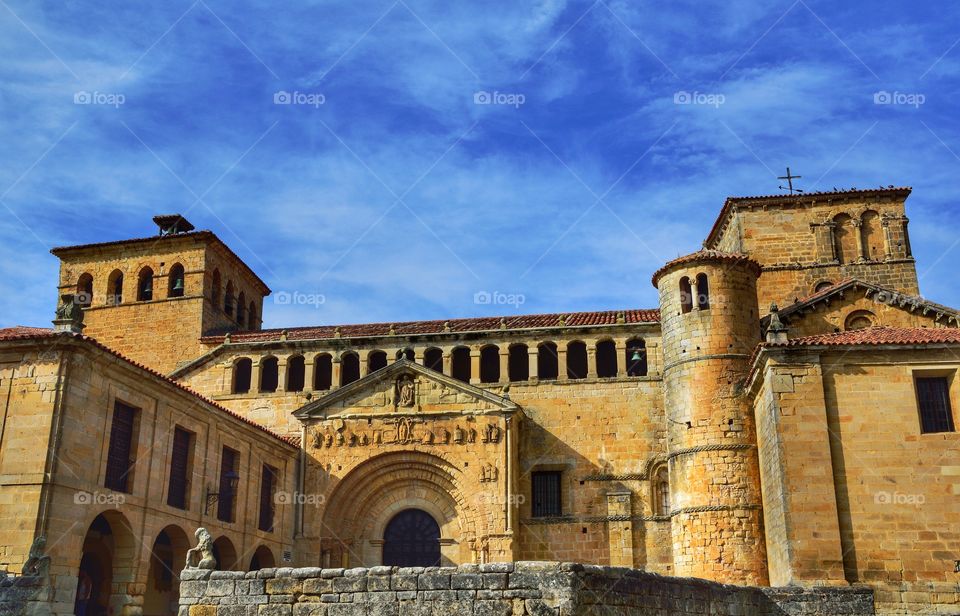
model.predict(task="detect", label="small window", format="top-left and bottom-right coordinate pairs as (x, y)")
top-left (167, 427), bottom-right (193, 510)
top-left (451, 347), bottom-right (471, 383)
top-left (596, 340), bottom-right (617, 378)
top-left (531, 471), bottom-right (562, 517)
top-left (105, 401), bottom-right (139, 493)
top-left (696, 273), bottom-right (710, 310)
top-left (480, 346), bottom-right (499, 383)
top-left (341, 353), bottom-right (360, 386)
top-left (107, 269), bottom-right (124, 305)
top-left (260, 357), bottom-right (279, 392)
top-left (626, 339), bottom-right (647, 377)
top-left (224, 282), bottom-right (235, 316)
top-left (814, 280), bottom-right (834, 293)
top-left (168, 264), bottom-right (185, 298)
top-left (77, 273), bottom-right (94, 307)
top-left (217, 447), bottom-right (239, 523)
top-left (653, 466), bottom-right (670, 516)
top-left (508, 344), bottom-right (529, 382)
top-left (396, 348), bottom-right (415, 361)
top-left (247, 302), bottom-right (258, 330)
top-left (368, 350), bottom-right (388, 373)
top-left (137, 267), bottom-right (154, 302)
top-left (916, 377), bottom-right (956, 434)
top-left (258, 464), bottom-right (277, 533)
top-left (680, 277), bottom-right (693, 314)
top-left (566, 341), bottom-right (588, 380)
top-left (845, 310), bottom-right (875, 331)
top-left (237, 292), bottom-right (246, 323)
top-left (211, 269), bottom-right (222, 304)
top-left (233, 358), bottom-right (252, 394)
top-left (537, 342), bottom-right (559, 380)
top-left (424, 348), bottom-right (443, 372)
top-left (314, 354), bottom-right (332, 390)
top-left (286, 355), bottom-right (305, 392)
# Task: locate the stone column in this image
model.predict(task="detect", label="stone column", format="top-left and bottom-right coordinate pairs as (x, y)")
top-left (499, 349), bottom-right (510, 384)
top-left (442, 349), bottom-right (453, 376)
top-left (587, 345), bottom-right (598, 379)
top-left (277, 357), bottom-right (288, 392)
top-left (303, 357), bottom-right (315, 392)
top-left (222, 362), bottom-right (233, 395)
top-left (690, 278), bottom-right (701, 312)
top-left (645, 342), bottom-right (661, 377)
top-left (606, 492), bottom-right (634, 568)
top-left (250, 362), bottom-right (262, 393)
top-left (414, 349), bottom-right (424, 365)
top-left (331, 357), bottom-right (342, 390)
top-left (358, 350), bottom-right (370, 377)
top-left (557, 347), bottom-right (568, 381)
top-left (470, 349), bottom-right (481, 385)
top-left (614, 339), bottom-right (627, 378)
top-left (853, 218), bottom-right (867, 261)
top-left (527, 347), bottom-right (539, 381)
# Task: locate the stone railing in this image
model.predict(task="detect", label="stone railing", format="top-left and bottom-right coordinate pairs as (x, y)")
top-left (179, 561), bottom-right (874, 616)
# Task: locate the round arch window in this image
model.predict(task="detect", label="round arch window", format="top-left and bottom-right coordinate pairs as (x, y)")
top-left (844, 310), bottom-right (876, 331)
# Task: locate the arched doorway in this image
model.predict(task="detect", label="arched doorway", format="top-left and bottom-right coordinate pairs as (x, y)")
top-left (143, 526), bottom-right (190, 616)
top-left (382, 509), bottom-right (441, 567)
top-left (249, 545), bottom-right (276, 571)
top-left (76, 511), bottom-right (135, 616)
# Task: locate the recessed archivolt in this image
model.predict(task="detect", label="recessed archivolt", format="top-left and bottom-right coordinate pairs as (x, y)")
top-left (320, 450), bottom-right (489, 545)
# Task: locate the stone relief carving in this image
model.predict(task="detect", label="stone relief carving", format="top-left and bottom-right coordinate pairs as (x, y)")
top-left (480, 463), bottom-right (498, 482)
top-left (396, 374), bottom-right (416, 407)
top-left (310, 419), bottom-right (503, 449)
top-left (185, 528), bottom-right (217, 570)
top-left (481, 423), bottom-right (501, 444)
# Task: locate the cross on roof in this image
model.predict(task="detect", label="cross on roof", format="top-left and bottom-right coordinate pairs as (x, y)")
top-left (778, 167), bottom-right (803, 194)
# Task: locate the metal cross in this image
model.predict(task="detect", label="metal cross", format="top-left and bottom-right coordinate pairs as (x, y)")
top-left (778, 167), bottom-right (803, 194)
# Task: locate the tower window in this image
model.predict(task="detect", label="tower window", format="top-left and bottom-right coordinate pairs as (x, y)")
top-left (233, 358), bottom-right (252, 393)
top-left (107, 269), bottom-right (124, 305)
top-left (237, 292), bottom-right (246, 324)
top-left (596, 340), bottom-right (618, 378)
top-left (451, 347), bottom-right (471, 383)
top-left (314, 354), bottom-right (332, 390)
top-left (566, 341), bottom-right (588, 379)
top-left (137, 267), bottom-right (154, 302)
top-left (653, 466), bottom-right (670, 516)
top-left (211, 269), bottom-right (222, 305)
top-left (77, 273), bottom-right (94, 307)
top-left (168, 263), bottom-right (185, 298)
top-left (341, 353), bottom-right (360, 386)
top-left (916, 377), bottom-right (956, 434)
top-left (286, 355), bottom-right (305, 392)
top-left (368, 350), bottom-right (388, 373)
top-left (424, 348), bottom-right (443, 372)
top-left (224, 282), bottom-right (235, 317)
top-left (248, 302), bottom-right (258, 330)
top-left (537, 342), bottom-right (559, 380)
top-left (480, 346), bottom-right (500, 383)
top-left (696, 273), bottom-right (710, 310)
top-left (680, 277), bottom-right (693, 314)
top-left (531, 471), bottom-right (562, 517)
top-left (508, 344), bottom-right (529, 382)
top-left (626, 338), bottom-right (647, 377)
top-left (259, 356), bottom-right (279, 392)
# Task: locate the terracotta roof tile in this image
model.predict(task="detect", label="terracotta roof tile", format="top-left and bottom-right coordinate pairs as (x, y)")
top-left (201, 308), bottom-right (661, 344)
top-left (772, 326), bottom-right (960, 347)
top-left (0, 327), bottom-right (297, 447)
top-left (650, 250), bottom-right (760, 287)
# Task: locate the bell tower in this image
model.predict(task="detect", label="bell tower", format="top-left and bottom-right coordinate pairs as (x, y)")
top-left (653, 250), bottom-right (768, 586)
top-left (51, 214), bottom-right (270, 373)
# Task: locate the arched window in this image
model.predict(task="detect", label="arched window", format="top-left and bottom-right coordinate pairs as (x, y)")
top-left (211, 269), bottom-right (222, 305)
top-left (247, 303), bottom-right (258, 330)
top-left (224, 282), bottom-right (235, 317)
top-left (451, 347), bottom-right (471, 383)
top-left (845, 310), bottom-right (876, 331)
top-left (107, 269), bottom-right (124, 305)
top-left (833, 214), bottom-right (855, 264)
top-left (396, 348), bottom-right (415, 361)
top-left (480, 346), bottom-right (500, 383)
top-left (77, 273), bottom-right (94, 307)
top-left (259, 357), bottom-right (279, 392)
top-left (537, 342), bottom-right (558, 380)
top-left (814, 280), bottom-right (834, 293)
top-left (508, 344), bottom-right (529, 382)
top-left (168, 264), bottom-right (185, 298)
top-left (680, 277), bottom-right (693, 314)
top-left (653, 466), bottom-right (670, 516)
top-left (861, 210), bottom-right (883, 260)
top-left (424, 348), bottom-right (443, 372)
top-left (286, 355), bottom-right (305, 392)
top-left (626, 338), bottom-right (647, 377)
top-left (341, 353), bottom-right (360, 386)
top-left (567, 341), bottom-right (588, 380)
top-left (314, 354), bottom-right (332, 390)
top-left (368, 350), bottom-right (388, 373)
top-left (596, 340), bottom-right (617, 378)
top-left (137, 267), bottom-right (154, 301)
top-left (233, 358), bottom-right (252, 394)
top-left (696, 273), bottom-right (710, 310)
top-left (236, 292), bottom-right (246, 324)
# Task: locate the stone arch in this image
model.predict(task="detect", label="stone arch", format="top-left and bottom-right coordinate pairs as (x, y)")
top-left (479, 345), bottom-right (500, 383)
top-left (259, 355), bottom-right (279, 392)
top-left (233, 357), bottom-right (253, 393)
top-left (368, 350), bottom-right (388, 373)
top-left (320, 450), bottom-right (486, 567)
top-left (249, 545), bottom-right (276, 570)
top-left (860, 209), bottom-right (884, 260)
top-left (595, 338), bottom-right (617, 378)
top-left (451, 346), bottom-right (471, 383)
top-left (286, 354), bottom-right (306, 392)
top-left (507, 343), bottom-right (529, 382)
top-left (106, 269), bottom-right (124, 305)
top-left (212, 536), bottom-right (238, 571)
top-left (167, 263), bottom-right (185, 299)
top-left (537, 341), bottom-right (559, 380)
top-left (137, 266), bottom-right (155, 301)
top-left (845, 309), bottom-right (877, 331)
top-left (77, 509), bottom-right (137, 616)
top-left (566, 340), bottom-right (588, 379)
top-left (313, 353), bottom-right (333, 390)
top-left (76, 272), bottom-right (94, 307)
top-left (423, 347), bottom-right (444, 372)
top-left (142, 525), bottom-right (190, 616)
top-left (340, 351), bottom-right (360, 386)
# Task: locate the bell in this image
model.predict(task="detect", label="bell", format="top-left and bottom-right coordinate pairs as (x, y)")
top-left (631, 350), bottom-right (643, 362)
top-left (141, 281), bottom-right (152, 295)
top-left (172, 278), bottom-right (184, 292)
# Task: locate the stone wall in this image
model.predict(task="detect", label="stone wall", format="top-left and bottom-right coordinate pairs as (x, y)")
top-left (178, 562), bottom-right (875, 615)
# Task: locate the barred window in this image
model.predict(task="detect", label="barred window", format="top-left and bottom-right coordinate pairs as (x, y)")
top-left (531, 471), bottom-right (562, 518)
top-left (105, 401), bottom-right (138, 493)
top-left (916, 377), bottom-right (955, 434)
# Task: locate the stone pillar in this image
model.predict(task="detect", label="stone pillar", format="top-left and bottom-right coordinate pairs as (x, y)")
top-left (645, 342), bottom-right (661, 377)
top-left (557, 347), bottom-right (568, 381)
top-left (606, 492), bottom-right (634, 568)
top-left (442, 349), bottom-right (452, 376)
top-left (813, 223), bottom-right (835, 264)
top-left (527, 347), bottom-right (539, 381)
top-left (250, 362), bottom-right (261, 393)
top-left (331, 357), bottom-right (342, 390)
top-left (690, 278), bottom-right (700, 312)
top-left (587, 345), bottom-right (598, 379)
top-left (303, 358), bottom-right (315, 392)
top-left (614, 339), bottom-right (627, 378)
top-left (499, 350), bottom-right (510, 384)
top-left (222, 362), bottom-right (233, 395)
top-left (853, 218), bottom-right (867, 261)
top-left (277, 357), bottom-right (288, 392)
top-left (470, 349), bottom-right (481, 385)
top-left (358, 350), bottom-right (370, 377)
top-left (414, 349), bottom-right (424, 365)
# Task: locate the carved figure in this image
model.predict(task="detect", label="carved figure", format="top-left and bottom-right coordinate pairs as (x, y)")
top-left (454, 425), bottom-right (465, 444)
top-left (185, 528), bottom-right (217, 570)
top-left (397, 417), bottom-right (413, 443)
top-left (397, 374), bottom-right (415, 407)
top-left (21, 537), bottom-right (50, 577)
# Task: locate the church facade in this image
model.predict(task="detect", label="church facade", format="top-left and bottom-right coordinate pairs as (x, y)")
top-left (1, 187), bottom-right (958, 615)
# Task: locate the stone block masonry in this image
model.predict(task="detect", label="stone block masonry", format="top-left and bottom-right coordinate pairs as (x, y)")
top-left (178, 562), bottom-right (874, 615)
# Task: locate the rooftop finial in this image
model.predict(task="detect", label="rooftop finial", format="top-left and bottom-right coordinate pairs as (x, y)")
top-left (52, 294), bottom-right (85, 334)
top-left (766, 303), bottom-right (789, 344)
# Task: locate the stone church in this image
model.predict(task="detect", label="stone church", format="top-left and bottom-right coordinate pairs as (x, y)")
top-left (0, 187), bottom-right (958, 615)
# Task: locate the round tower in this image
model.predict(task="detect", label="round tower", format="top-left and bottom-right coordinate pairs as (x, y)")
top-left (652, 250), bottom-right (768, 586)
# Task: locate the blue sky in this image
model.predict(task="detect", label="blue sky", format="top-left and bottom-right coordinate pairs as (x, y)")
top-left (2, 0), bottom-right (959, 329)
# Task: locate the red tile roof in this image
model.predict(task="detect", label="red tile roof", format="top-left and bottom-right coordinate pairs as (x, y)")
top-left (0, 327), bottom-right (298, 447)
top-left (771, 326), bottom-right (960, 348)
top-left (704, 186), bottom-right (912, 249)
top-left (200, 308), bottom-right (661, 344)
top-left (650, 250), bottom-right (760, 287)
top-left (49, 230), bottom-right (271, 294)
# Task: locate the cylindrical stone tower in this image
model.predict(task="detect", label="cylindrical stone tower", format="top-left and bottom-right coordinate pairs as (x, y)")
top-left (652, 250), bottom-right (768, 586)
